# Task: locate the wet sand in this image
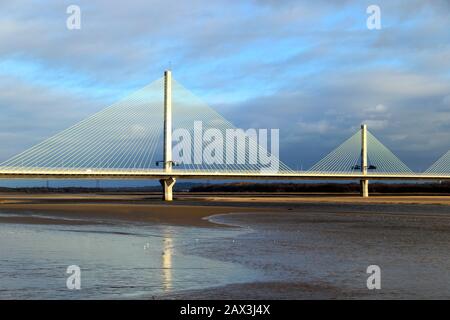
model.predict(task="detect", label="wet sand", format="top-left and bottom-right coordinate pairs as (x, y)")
top-left (2, 192), bottom-right (450, 224)
top-left (2, 192), bottom-right (450, 227)
top-left (0, 193), bottom-right (272, 227)
top-left (205, 194), bottom-right (450, 206)
top-left (162, 204), bottom-right (450, 299)
top-left (1, 192), bottom-right (450, 299)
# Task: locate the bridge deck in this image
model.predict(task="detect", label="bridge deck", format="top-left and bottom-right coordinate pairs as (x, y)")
top-left (0, 168), bottom-right (449, 181)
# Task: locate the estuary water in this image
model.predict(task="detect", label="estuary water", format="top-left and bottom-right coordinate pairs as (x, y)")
top-left (0, 211), bottom-right (259, 299)
top-left (2, 203), bottom-right (450, 299)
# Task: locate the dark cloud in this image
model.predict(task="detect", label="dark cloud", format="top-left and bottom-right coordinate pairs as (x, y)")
top-left (220, 68), bottom-right (450, 170)
top-left (0, 0), bottom-right (449, 172)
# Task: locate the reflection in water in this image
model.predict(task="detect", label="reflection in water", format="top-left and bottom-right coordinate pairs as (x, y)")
top-left (162, 232), bottom-right (173, 292)
top-left (0, 216), bottom-right (259, 299)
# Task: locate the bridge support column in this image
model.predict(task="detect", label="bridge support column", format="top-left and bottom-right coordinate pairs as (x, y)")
top-left (361, 124), bottom-right (369, 198)
top-left (161, 70), bottom-right (174, 202)
top-left (160, 177), bottom-right (176, 201)
top-left (360, 179), bottom-right (369, 198)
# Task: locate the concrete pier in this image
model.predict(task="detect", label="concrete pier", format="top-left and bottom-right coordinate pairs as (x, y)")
top-left (160, 177), bottom-right (176, 201)
top-left (162, 70), bottom-right (175, 201)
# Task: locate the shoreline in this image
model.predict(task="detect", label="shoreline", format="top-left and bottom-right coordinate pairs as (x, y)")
top-left (3, 191), bottom-right (450, 205)
top-left (2, 193), bottom-right (450, 299)
top-left (0, 202), bottom-right (269, 227)
top-left (1, 192), bottom-right (450, 226)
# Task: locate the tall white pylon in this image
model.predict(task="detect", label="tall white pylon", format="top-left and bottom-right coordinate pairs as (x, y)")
top-left (160, 70), bottom-right (176, 201)
top-left (361, 124), bottom-right (369, 198)
top-left (163, 70), bottom-right (173, 173)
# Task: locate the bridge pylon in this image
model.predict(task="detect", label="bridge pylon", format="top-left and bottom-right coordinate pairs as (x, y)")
top-left (162, 70), bottom-right (176, 201)
top-left (360, 124), bottom-right (369, 198)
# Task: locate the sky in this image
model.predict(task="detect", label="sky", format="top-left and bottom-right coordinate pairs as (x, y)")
top-left (0, 0), bottom-right (449, 187)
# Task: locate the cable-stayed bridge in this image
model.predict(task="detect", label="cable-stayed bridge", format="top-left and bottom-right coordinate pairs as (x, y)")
top-left (1, 71), bottom-right (450, 200)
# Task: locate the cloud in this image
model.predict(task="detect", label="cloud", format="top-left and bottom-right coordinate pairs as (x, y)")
top-left (0, 0), bottom-right (449, 173)
top-left (0, 75), bottom-right (106, 160)
top-left (220, 68), bottom-right (450, 170)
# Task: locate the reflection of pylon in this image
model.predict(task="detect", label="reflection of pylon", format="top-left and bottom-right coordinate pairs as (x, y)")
top-left (96, 180), bottom-right (100, 189)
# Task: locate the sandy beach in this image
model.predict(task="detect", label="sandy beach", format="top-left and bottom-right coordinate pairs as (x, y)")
top-left (1, 192), bottom-right (450, 299)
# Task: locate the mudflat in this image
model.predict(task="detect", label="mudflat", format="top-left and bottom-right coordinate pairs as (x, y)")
top-left (1, 192), bottom-right (450, 299)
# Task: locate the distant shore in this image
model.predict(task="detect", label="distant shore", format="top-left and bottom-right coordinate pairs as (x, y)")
top-left (2, 181), bottom-right (450, 195)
